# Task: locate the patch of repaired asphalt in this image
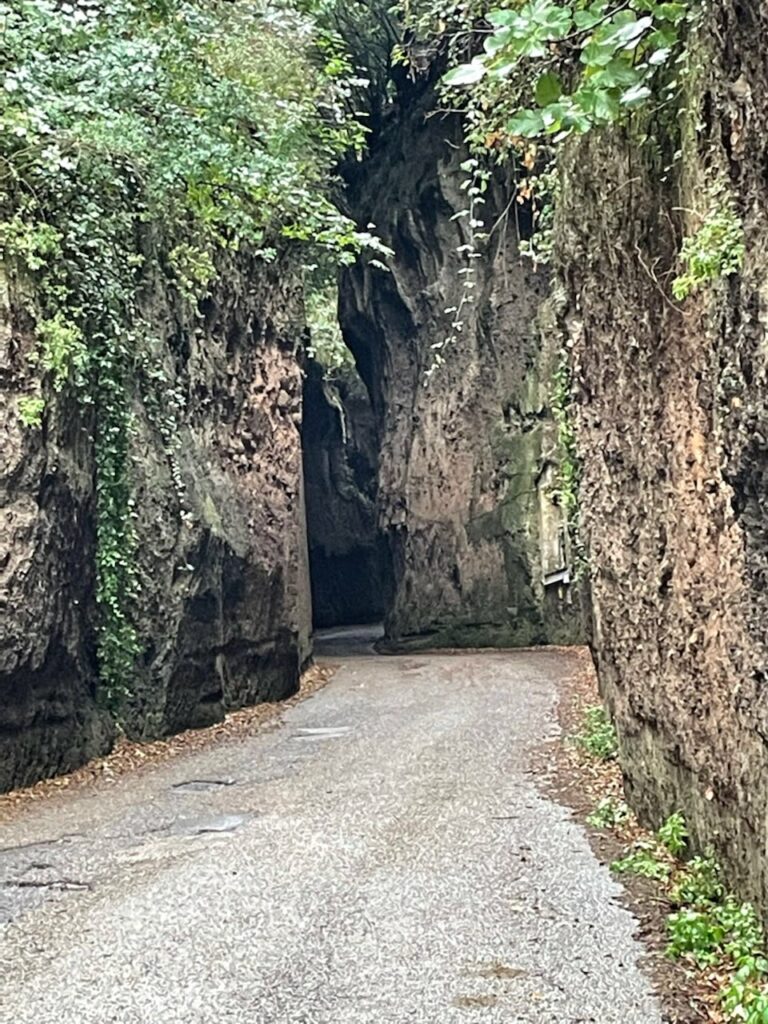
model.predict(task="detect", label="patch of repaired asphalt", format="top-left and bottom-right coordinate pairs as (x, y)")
top-left (0, 647), bottom-right (662, 1023)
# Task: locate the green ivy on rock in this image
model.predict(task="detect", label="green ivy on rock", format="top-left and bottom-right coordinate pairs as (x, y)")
top-left (1, 0), bottom-right (384, 711)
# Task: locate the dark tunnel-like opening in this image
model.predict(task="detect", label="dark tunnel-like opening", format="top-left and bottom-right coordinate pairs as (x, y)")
top-left (301, 357), bottom-right (394, 631)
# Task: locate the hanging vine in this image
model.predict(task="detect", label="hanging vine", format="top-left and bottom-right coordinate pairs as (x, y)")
top-left (1, 0), bottom-right (386, 710)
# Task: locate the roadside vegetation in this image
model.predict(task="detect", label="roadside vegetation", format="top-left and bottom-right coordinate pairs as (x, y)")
top-left (574, 704), bottom-right (768, 1022)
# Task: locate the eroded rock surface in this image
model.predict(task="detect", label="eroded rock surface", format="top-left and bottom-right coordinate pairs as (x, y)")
top-left (0, 260), bottom-right (311, 791)
top-left (0, 271), bottom-right (111, 791)
top-left (126, 265), bottom-right (312, 738)
top-left (341, 83), bottom-right (583, 649)
top-left (559, 0), bottom-right (768, 907)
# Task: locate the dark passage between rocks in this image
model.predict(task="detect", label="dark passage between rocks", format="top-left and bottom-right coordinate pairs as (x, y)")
top-left (302, 358), bottom-right (394, 630)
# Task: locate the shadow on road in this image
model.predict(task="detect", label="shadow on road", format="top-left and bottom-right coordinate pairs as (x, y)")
top-left (312, 623), bottom-right (384, 658)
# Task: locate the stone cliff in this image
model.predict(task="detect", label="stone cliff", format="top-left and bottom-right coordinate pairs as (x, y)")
top-left (558, 0), bottom-right (768, 908)
top-left (340, 83), bottom-right (584, 649)
top-left (0, 260), bottom-right (311, 791)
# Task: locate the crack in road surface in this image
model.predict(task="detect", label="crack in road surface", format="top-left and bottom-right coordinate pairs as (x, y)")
top-left (0, 637), bottom-right (661, 1023)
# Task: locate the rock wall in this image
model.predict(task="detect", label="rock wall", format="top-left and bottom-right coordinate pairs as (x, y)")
top-left (0, 257), bottom-right (311, 791)
top-left (0, 270), bottom-right (110, 792)
top-left (559, 0), bottom-right (768, 907)
top-left (302, 360), bottom-right (391, 628)
top-left (340, 83), bottom-right (584, 649)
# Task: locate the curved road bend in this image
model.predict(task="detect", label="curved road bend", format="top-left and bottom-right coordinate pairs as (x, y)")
top-left (0, 633), bottom-right (662, 1023)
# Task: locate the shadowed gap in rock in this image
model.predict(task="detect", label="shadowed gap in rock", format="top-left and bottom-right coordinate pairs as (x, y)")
top-left (302, 357), bottom-right (394, 630)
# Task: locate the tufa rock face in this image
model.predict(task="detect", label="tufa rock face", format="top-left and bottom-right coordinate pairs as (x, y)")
top-left (302, 359), bottom-right (392, 628)
top-left (0, 270), bottom-right (112, 791)
top-left (0, 258), bottom-right (312, 791)
top-left (559, 0), bottom-right (768, 909)
top-left (124, 263), bottom-right (312, 739)
top-left (340, 85), bottom-right (584, 649)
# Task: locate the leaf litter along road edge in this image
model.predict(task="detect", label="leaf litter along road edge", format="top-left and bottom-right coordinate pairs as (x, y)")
top-left (0, 643), bottom-right (728, 1020)
top-left (537, 648), bottom-right (725, 1024)
top-left (0, 663), bottom-right (338, 826)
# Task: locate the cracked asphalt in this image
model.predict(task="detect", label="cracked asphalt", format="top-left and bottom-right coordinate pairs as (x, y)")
top-left (0, 630), bottom-right (662, 1023)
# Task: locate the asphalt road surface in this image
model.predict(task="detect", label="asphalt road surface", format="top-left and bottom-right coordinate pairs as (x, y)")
top-left (0, 635), bottom-right (662, 1023)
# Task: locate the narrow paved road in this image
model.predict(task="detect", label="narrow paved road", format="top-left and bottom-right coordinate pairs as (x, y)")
top-left (0, 637), bottom-right (662, 1023)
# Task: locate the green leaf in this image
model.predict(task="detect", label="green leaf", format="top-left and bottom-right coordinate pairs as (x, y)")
top-left (593, 59), bottom-right (641, 88)
top-left (443, 61), bottom-right (487, 86)
top-left (535, 71), bottom-right (562, 105)
top-left (656, 3), bottom-right (688, 23)
top-left (574, 2), bottom-right (608, 29)
top-left (484, 27), bottom-right (513, 55)
top-left (514, 32), bottom-right (550, 58)
top-left (601, 15), bottom-right (653, 50)
top-left (572, 85), bottom-right (597, 115)
top-left (647, 24), bottom-right (680, 48)
top-left (541, 101), bottom-right (567, 130)
top-left (488, 60), bottom-right (520, 79)
top-left (563, 107), bottom-right (594, 133)
top-left (580, 38), bottom-right (617, 66)
top-left (593, 88), bottom-right (621, 121)
top-left (620, 83), bottom-right (652, 105)
top-left (534, 0), bottom-right (573, 36)
top-left (506, 107), bottom-right (546, 137)
top-left (487, 9), bottom-right (517, 26)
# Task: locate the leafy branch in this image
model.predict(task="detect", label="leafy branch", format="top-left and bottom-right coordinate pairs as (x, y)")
top-left (442, 0), bottom-right (690, 140)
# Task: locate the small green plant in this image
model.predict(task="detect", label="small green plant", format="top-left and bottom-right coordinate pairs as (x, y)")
top-left (658, 811), bottom-right (688, 857)
top-left (722, 963), bottom-right (768, 1024)
top-left (672, 198), bottom-right (745, 300)
top-left (36, 313), bottom-right (88, 391)
top-left (17, 396), bottom-right (46, 428)
top-left (583, 790), bottom-right (767, 1017)
top-left (669, 855), bottom-right (723, 908)
top-left (720, 900), bottom-right (766, 966)
top-left (667, 898), bottom-right (765, 969)
top-left (612, 841), bottom-right (671, 881)
top-left (167, 244), bottom-right (217, 302)
top-left (587, 797), bottom-right (631, 829)
top-left (666, 906), bottom-right (728, 966)
top-left (666, 878), bottom-right (768, 1021)
top-left (611, 812), bottom-right (689, 880)
top-left (576, 705), bottom-right (619, 760)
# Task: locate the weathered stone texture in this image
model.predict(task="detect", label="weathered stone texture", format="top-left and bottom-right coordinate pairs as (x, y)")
top-left (560, 0), bottom-right (768, 907)
top-left (125, 263), bottom-right (312, 739)
top-left (340, 85), bottom-right (583, 649)
top-left (0, 259), bottom-right (311, 790)
top-left (0, 272), bottom-right (112, 791)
